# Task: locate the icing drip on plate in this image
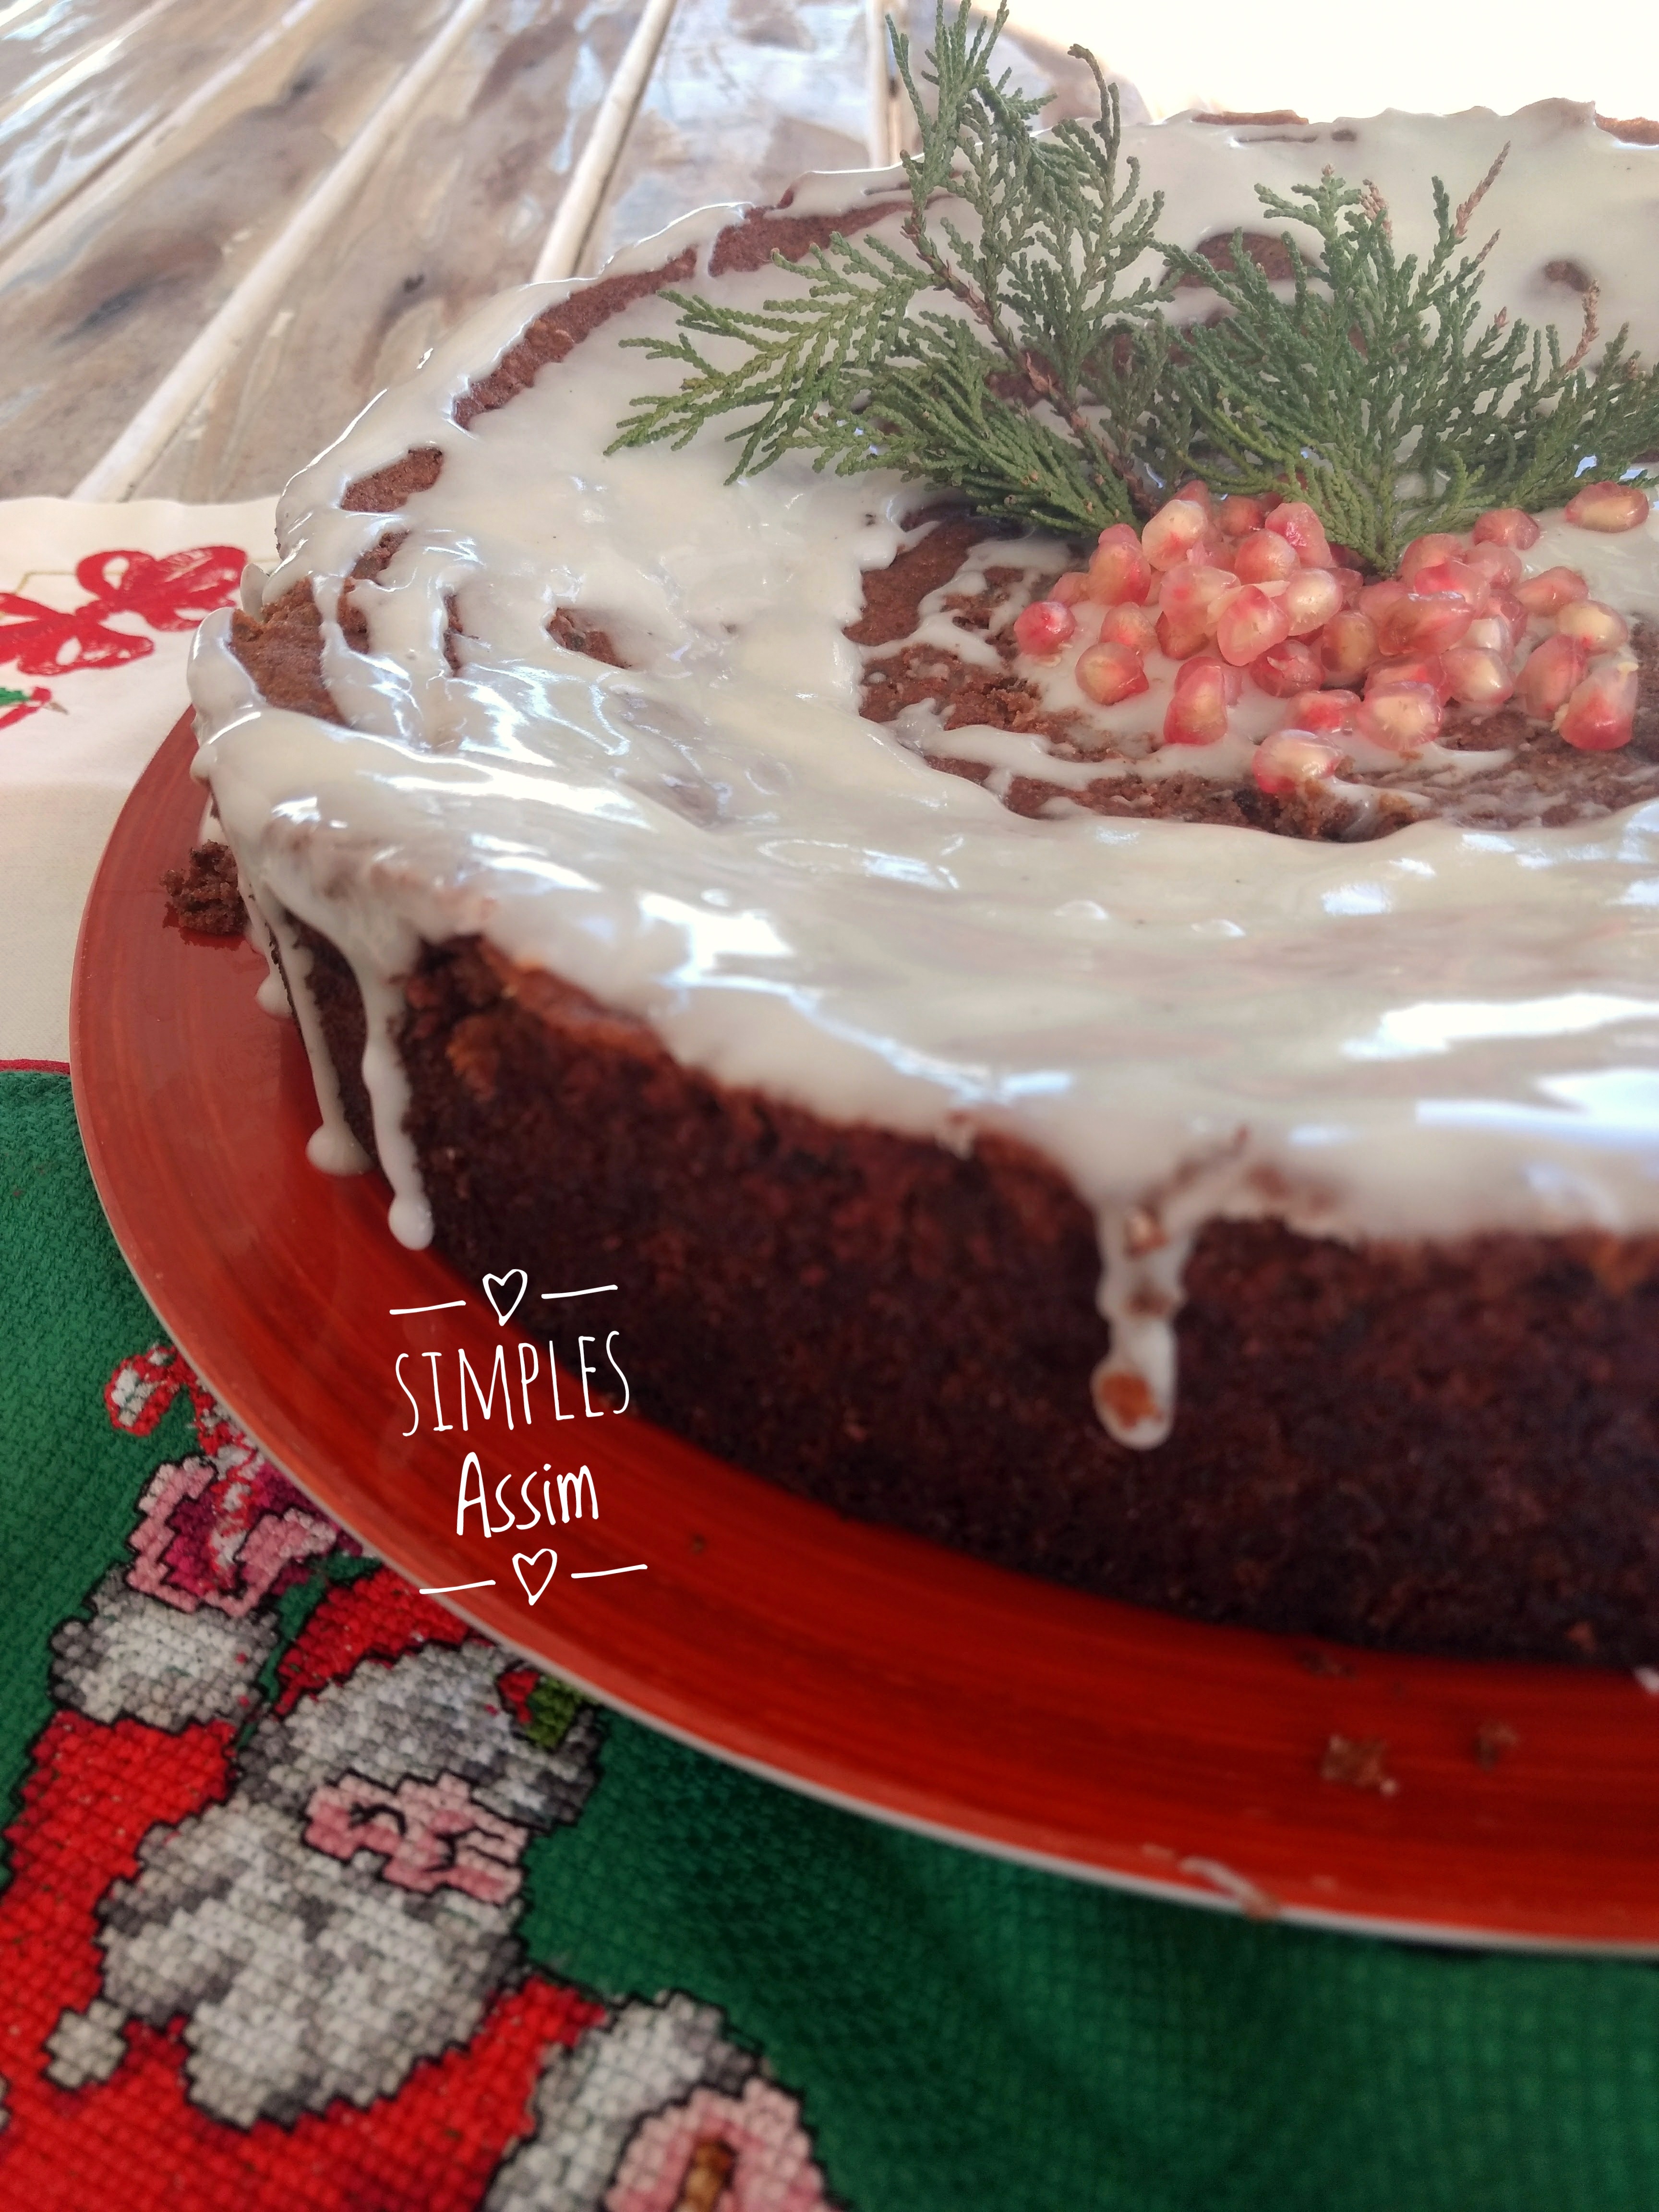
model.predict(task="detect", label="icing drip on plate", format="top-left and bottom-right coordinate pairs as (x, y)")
top-left (191, 107), bottom-right (1659, 1449)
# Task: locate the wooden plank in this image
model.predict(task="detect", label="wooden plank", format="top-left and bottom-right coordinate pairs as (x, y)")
top-left (0, 0), bottom-right (323, 254)
top-left (0, 0), bottom-right (465, 497)
top-left (126, 0), bottom-right (649, 500)
top-left (533, 0), bottom-right (678, 280)
top-left (0, 0), bottom-right (356, 280)
top-left (5, 0), bottom-right (902, 497)
top-left (77, 0), bottom-right (507, 500)
top-left (578, 0), bottom-right (872, 274)
top-left (576, 0), bottom-right (1124, 279)
top-left (0, 0), bottom-right (180, 108)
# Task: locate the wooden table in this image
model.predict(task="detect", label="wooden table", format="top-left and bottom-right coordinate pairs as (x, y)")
top-left (0, 0), bottom-right (1101, 503)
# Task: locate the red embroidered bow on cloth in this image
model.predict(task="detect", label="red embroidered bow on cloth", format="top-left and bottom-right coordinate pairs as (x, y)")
top-left (0, 545), bottom-right (246, 677)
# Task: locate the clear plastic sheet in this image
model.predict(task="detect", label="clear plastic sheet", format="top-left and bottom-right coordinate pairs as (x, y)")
top-left (0, 0), bottom-right (1086, 500)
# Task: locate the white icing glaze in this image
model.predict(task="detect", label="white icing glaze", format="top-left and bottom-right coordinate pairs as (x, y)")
top-left (190, 106), bottom-right (1659, 1446)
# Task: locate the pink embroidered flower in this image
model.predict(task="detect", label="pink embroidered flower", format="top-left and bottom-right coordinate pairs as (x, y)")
top-left (303, 1771), bottom-right (529, 1905)
top-left (109, 1345), bottom-right (352, 1614)
top-left (607, 2080), bottom-right (833, 2212)
top-left (129, 1453), bottom-right (338, 1616)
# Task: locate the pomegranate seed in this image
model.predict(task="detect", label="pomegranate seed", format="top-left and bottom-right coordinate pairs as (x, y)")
top-left (1075, 640), bottom-right (1150, 705)
top-left (1368, 653), bottom-right (1452, 703)
top-left (1556, 657), bottom-right (1639, 749)
top-left (1013, 599), bottom-right (1077, 658)
top-left (1441, 644), bottom-right (1516, 707)
top-left (1375, 592), bottom-right (1474, 656)
top-left (1050, 570), bottom-right (1093, 606)
top-left (1472, 507), bottom-right (1541, 550)
top-left (1516, 632), bottom-right (1589, 719)
top-left (1280, 568), bottom-right (1344, 636)
top-left (1175, 478), bottom-right (1215, 513)
top-left (1488, 590), bottom-right (1528, 649)
top-left (1232, 529), bottom-right (1299, 583)
top-left (1466, 541), bottom-right (1523, 591)
top-left (1164, 656), bottom-right (1235, 744)
top-left (1142, 499), bottom-right (1212, 570)
top-left (1160, 562), bottom-right (1236, 625)
top-left (1409, 557), bottom-right (1491, 611)
top-left (1174, 651), bottom-right (1242, 700)
top-left (1358, 578), bottom-right (1409, 625)
top-left (1515, 566), bottom-right (1589, 618)
top-left (1264, 500), bottom-right (1333, 567)
top-left (1100, 602), bottom-right (1159, 656)
top-left (1087, 524), bottom-right (1153, 606)
top-left (1555, 599), bottom-right (1630, 651)
top-left (1214, 583), bottom-right (1291, 665)
top-left (1156, 607), bottom-right (1211, 660)
top-left (1360, 683), bottom-right (1442, 753)
top-left (1330, 564), bottom-right (1365, 608)
top-left (1563, 481), bottom-right (1650, 533)
top-left (1283, 689), bottom-right (1358, 734)
top-left (1252, 730), bottom-right (1344, 793)
top-left (1319, 610), bottom-right (1378, 685)
top-left (1248, 637), bottom-right (1325, 696)
top-left (1217, 494), bottom-right (1266, 539)
top-left (1398, 532), bottom-right (1467, 585)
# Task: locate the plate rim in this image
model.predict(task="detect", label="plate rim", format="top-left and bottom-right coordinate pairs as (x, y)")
top-left (68, 712), bottom-right (1659, 1955)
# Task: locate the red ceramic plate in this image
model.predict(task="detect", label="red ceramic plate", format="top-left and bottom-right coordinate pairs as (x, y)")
top-left (72, 714), bottom-right (1659, 1951)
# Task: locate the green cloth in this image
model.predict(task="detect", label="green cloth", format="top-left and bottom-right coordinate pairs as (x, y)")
top-left (6, 1064), bottom-right (1659, 2209)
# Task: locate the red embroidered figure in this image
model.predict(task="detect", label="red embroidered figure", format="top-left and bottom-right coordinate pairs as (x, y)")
top-left (2, 1337), bottom-right (841, 2206)
top-left (0, 681), bottom-right (60, 729)
top-left (0, 544), bottom-right (244, 676)
top-left (107, 1341), bottom-right (244, 1455)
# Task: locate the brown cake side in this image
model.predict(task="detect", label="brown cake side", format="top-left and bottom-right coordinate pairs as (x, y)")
top-left (289, 920), bottom-right (1659, 1666)
top-left (214, 196), bottom-right (1659, 1666)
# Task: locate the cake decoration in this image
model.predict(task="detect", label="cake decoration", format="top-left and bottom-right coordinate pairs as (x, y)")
top-left (847, 480), bottom-right (1659, 849)
top-left (613, 3), bottom-right (1659, 568)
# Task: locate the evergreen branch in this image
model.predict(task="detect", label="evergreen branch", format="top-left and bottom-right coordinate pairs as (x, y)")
top-left (609, 231), bottom-right (931, 477)
top-left (1165, 165), bottom-right (1659, 567)
top-left (610, 3), bottom-right (1659, 564)
top-left (806, 317), bottom-right (1132, 535)
top-left (609, 1), bottom-right (1164, 527)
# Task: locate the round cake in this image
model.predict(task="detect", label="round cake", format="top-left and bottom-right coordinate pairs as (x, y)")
top-left (187, 95), bottom-right (1659, 1665)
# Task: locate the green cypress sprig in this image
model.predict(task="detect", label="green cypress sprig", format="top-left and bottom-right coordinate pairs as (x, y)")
top-left (1166, 163), bottom-right (1659, 568)
top-left (609, 1), bottom-right (1174, 530)
top-left (608, 4), bottom-right (1659, 567)
top-left (603, 228), bottom-right (932, 485)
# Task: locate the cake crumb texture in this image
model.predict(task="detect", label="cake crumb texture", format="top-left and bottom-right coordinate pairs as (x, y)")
top-left (162, 843), bottom-right (246, 937)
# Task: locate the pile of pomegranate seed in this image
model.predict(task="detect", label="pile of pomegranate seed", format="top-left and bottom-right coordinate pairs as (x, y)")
top-left (1008, 479), bottom-right (1652, 782)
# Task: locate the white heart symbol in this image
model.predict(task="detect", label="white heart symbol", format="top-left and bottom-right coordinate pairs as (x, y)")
top-left (513, 1549), bottom-right (557, 1605)
top-left (482, 1269), bottom-right (528, 1326)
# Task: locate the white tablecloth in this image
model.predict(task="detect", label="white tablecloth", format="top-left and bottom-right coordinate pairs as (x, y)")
top-left (0, 496), bottom-right (276, 1063)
